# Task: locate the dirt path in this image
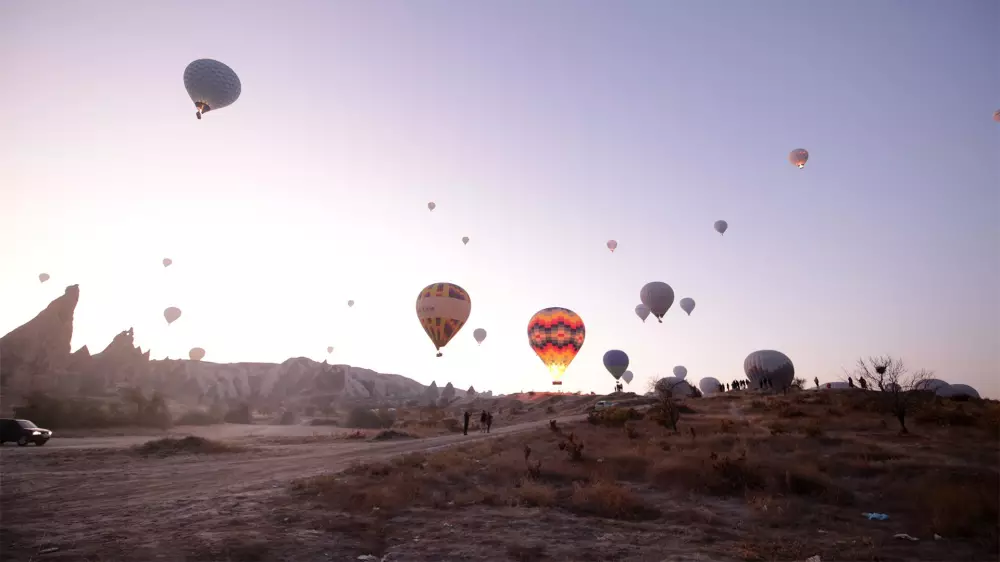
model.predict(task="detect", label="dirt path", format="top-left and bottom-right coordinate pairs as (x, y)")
top-left (0, 415), bottom-right (584, 561)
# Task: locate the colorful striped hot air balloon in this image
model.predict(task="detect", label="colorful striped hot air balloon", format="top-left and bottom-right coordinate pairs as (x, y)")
top-left (527, 307), bottom-right (586, 386)
top-left (415, 282), bottom-right (471, 357)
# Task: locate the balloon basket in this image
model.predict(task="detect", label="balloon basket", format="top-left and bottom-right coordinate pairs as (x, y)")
top-left (552, 381), bottom-right (562, 386)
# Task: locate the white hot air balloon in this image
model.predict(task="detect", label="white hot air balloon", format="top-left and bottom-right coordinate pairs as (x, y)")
top-left (462, 236), bottom-right (470, 245)
top-left (655, 376), bottom-right (694, 397)
top-left (38, 273), bottom-right (50, 284)
top-left (640, 281), bottom-right (675, 323)
top-left (939, 383), bottom-right (980, 399)
top-left (189, 347), bottom-right (206, 361)
top-left (679, 298), bottom-right (696, 316)
top-left (634, 304), bottom-right (651, 323)
top-left (714, 220), bottom-right (728, 235)
top-left (347, 300), bottom-right (355, 308)
top-left (622, 370), bottom-right (634, 385)
top-left (473, 328), bottom-right (487, 345)
top-left (183, 59), bottom-right (242, 120)
top-left (744, 350), bottom-right (795, 389)
top-left (164, 306), bottom-right (182, 326)
top-left (606, 239), bottom-right (618, 253)
top-left (427, 202), bottom-right (436, 212)
top-left (327, 346), bottom-right (334, 354)
top-left (162, 258), bottom-right (173, 268)
top-left (673, 365), bottom-right (688, 380)
top-left (789, 148), bottom-right (809, 169)
top-left (698, 376), bottom-right (722, 395)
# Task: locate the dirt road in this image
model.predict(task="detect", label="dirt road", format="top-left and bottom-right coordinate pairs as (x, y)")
top-left (0, 415), bottom-right (584, 561)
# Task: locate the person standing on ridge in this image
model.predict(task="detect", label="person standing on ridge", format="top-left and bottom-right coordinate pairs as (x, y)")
top-left (463, 410), bottom-right (471, 435)
top-left (480, 410), bottom-right (488, 433)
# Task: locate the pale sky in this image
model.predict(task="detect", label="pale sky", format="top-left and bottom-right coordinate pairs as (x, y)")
top-left (1, 1), bottom-right (998, 397)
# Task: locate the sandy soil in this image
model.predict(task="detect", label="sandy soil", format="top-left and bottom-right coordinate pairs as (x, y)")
top-left (0, 415), bottom-right (583, 562)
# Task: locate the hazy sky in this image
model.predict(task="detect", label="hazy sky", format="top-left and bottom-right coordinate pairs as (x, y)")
top-left (2, 1), bottom-right (998, 397)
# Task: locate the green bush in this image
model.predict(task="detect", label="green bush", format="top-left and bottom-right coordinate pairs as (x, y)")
top-left (13, 390), bottom-right (171, 429)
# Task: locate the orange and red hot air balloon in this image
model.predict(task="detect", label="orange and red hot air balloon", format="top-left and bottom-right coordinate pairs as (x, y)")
top-left (527, 307), bottom-right (586, 385)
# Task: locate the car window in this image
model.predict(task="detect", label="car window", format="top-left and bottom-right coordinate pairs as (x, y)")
top-left (16, 420), bottom-right (37, 429)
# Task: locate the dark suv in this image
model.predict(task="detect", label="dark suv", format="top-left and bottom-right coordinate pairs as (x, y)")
top-left (0, 418), bottom-right (53, 446)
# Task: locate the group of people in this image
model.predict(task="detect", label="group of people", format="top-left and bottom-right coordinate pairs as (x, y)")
top-left (717, 377), bottom-right (784, 393)
top-left (613, 381), bottom-right (625, 393)
top-left (462, 409), bottom-right (494, 435)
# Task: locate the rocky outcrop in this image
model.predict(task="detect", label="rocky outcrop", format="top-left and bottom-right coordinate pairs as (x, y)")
top-left (442, 382), bottom-right (456, 401)
top-left (0, 284), bottom-right (79, 392)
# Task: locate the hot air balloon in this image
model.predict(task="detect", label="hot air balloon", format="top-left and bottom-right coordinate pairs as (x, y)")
top-left (527, 307), bottom-right (585, 386)
top-left (714, 220), bottom-right (728, 235)
top-left (427, 202), bottom-right (436, 211)
top-left (640, 281), bottom-right (674, 323)
top-left (473, 328), bottom-right (487, 345)
top-left (789, 148), bottom-right (809, 169)
top-left (347, 300), bottom-right (355, 308)
top-left (162, 258), bottom-right (173, 268)
top-left (164, 306), bottom-right (182, 326)
top-left (939, 383), bottom-right (980, 399)
top-left (189, 347), bottom-right (206, 361)
top-left (672, 365), bottom-right (688, 380)
top-left (679, 298), bottom-right (695, 316)
top-left (622, 370), bottom-right (634, 385)
top-left (415, 282), bottom-right (471, 357)
top-left (327, 346), bottom-right (334, 354)
top-left (994, 110), bottom-right (1000, 123)
top-left (655, 376), bottom-right (694, 397)
top-left (183, 59), bottom-right (241, 120)
top-left (603, 350), bottom-right (629, 380)
top-left (606, 240), bottom-right (618, 253)
top-left (462, 236), bottom-right (470, 245)
top-left (698, 376), bottom-right (722, 395)
top-left (744, 350), bottom-right (795, 389)
top-left (38, 273), bottom-right (50, 283)
top-left (634, 304), bottom-right (651, 323)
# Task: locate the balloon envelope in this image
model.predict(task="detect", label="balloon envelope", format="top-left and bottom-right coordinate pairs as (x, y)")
top-left (640, 281), bottom-right (675, 323)
top-left (714, 220), bottom-right (728, 235)
top-left (347, 300), bottom-right (355, 308)
top-left (183, 59), bottom-right (241, 119)
top-left (473, 328), bottom-right (487, 344)
top-left (679, 298), bottom-right (695, 316)
top-left (634, 304), bottom-right (650, 322)
top-left (527, 307), bottom-right (585, 384)
top-left (415, 283), bottom-right (471, 356)
top-left (162, 258), bottom-right (172, 268)
top-left (698, 376), bottom-right (722, 395)
top-left (939, 383), bottom-right (980, 399)
top-left (427, 202), bottom-right (436, 211)
top-left (38, 273), bottom-right (50, 283)
top-left (994, 109), bottom-right (1000, 123)
top-left (462, 236), bottom-right (470, 245)
top-left (744, 350), bottom-right (795, 389)
top-left (673, 365), bottom-right (688, 380)
top-left (606, 239), bottom-right (618, 252)
top-left (164, 306), bottom-right (182, 325)
top-left (622, 370), bottom-right (634, 384)
top-left (656, 376), bottom-right (694, 397)
top-left (789, 148), bottom-right (809, 169)
top-left (189, 347), bottom-right (206, 361)
top-left (327, 346), bottom-right (334, 354)
top-left (603, 350), bottom-right (629, 380)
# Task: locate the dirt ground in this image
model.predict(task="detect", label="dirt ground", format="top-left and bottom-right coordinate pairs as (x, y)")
top-left (1, 391), bottom-right (996, 562)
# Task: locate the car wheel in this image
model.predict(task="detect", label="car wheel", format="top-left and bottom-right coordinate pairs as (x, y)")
top-left (35, 440), bottom-right (47, 446)
top-left (17, 436), bottom-right (28, 446)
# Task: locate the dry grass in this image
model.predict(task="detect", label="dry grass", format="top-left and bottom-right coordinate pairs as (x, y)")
top-left (284, 390), bottom-right (999, 561)
top-left (132, 436), bottom-right (246, 457)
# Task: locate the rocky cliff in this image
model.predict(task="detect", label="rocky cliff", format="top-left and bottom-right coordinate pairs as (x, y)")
top-left (0, 284), bottom-right (478, 408)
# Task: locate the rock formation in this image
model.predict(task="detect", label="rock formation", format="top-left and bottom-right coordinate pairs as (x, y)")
top-left (0, 284), bottom-right (79, 392)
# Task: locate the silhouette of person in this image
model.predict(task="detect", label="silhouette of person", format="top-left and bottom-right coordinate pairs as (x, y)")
top-left (859, 378), bottom-right (868, 390)
top-left (462, 411), bottom-right (471, 435)
top-left (480, 410), bottom-right (488, 433)
top-left (814, 376), bottom-right (820, 389)
top-left (848, 376), bottom-right (855, 388)
top-left (486, 412), bottom-right (493, 433)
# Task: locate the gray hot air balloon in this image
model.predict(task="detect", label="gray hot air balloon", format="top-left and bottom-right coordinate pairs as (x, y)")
top-left (698, 376), bottom-right (722, 395)
top-left (164, 306), bottom-right (182, 326)
top-left (714, 220), bottom-right (728, 235)
top-left (347, 300), bottom-right (355, 308)
top-left (189, 347), bottom-right (206, 361)
top-left (744, 350), bottom-right (795, 389)
top-left (462, 236), bottom-right (470, 245)
top-left (672, 365), bottom-right (688, 380)
top-left (473, 328), bottom-right (487, 345)
top-left (183, 59), bottom-right (242, 120)
top-left (162, 258), bottom-right (173, 268)
top-left (634, 304), bottom-right (650, 322)
top-left (427, 201), bottom-right (436, 211)
top-left (916, 378), bottom-right (949, 393)
top-left (622, 370), bottom-right (634, 384)
top-left (38, 273), bottom-right (50, 283)
top-left (603, 349), bottom-right (629, 380)
top-left (939, 383), bottom-right (980, 399)
top-left (640, 282), bottom-right (675, 323)
top-left (655, 376), bottom-right (694, 397)
top-left (679, 298), bottom-right (695, 316)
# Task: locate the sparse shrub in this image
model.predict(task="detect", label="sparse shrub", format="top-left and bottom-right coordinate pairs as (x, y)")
top-left (12, 390), bottom-right (171, 429)
top-left (558, 432), bottom-right (585, 461)
top-left (528, 391), bottom-right (536, 397)
top-left (803, 422), bottom-right (824, 438)
top-left (778, 404), bottom-right (808, 418)
top-left (548, 419), bottom-right (559, 432)
top-left (588, 406), bottom-right (643, 427)
top-left (344, 430), bottom-right (366, 440)
top-left (345, 407), bottom-right (392, 429)
top-left (371, 430), bottom-right (416, 441)
top-left (278, 410), bottom-right (297, 425)
top-left (515, 479), bottom-right (555, 506)
top-left (524, 445), bottom-right (542, 478)
top-left (133, 436), bottom-right (243, 457)
top-left (749, 399), bottom-right (768, 410)
top-left (545, 405), bottom-right (556, 414)
top-left (719, 419), bottom-right (737, 434)
top-left (441, 418), bottom-right (462, 433)
top-left (224, 402), bottom-right (252, 424)
top-left (624, 421), bottom-right (639, 440)
top-left (569, 480), bottom-right (658, 520)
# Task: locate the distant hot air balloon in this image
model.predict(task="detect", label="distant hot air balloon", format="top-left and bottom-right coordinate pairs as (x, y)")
top-left (38, 273), bottom-right (50, 284)
top-left (473, 328), bottom-right (487, 345)
top-left (679, 298), bottom-right (696, 316)
top-left (640, 281), bottom-right (675, 323)
top-left (606, 239), bottom-right (618, 253)
top-left (427, 202), bottom-right (436, 212)
top-left (714, 220), bottom-right (728, 235)
top-left (347, 300), bottom-right (355, 308)
top-left (183, 59), bottom-right (241, 120)
top-left (603, 350), bottom-right (629, 380)
top-left (164, 306), bottom-right (182, 326)
top-left (189, 347), bottom-right (206, 361)
top-left (744, 350), bottom-right (795, 389)
top-left (673, 365), bottom-right (688, 380)
top-left (789, 148), bottom-right (809, 169)
top-left (634, 304), bottom-right (651, 323)
top-left (327, 346), bottom-right (334, 354)
top-left (622, 370), bottom-right (634, 385)
top-left (527, 307), bottom-right (585, 386)
top-left (415, 282), bottom-right (471, 357)
top-left (994, 109), bottom-right (1000, 123)
top-left (162, 258), bottom-right (173, 268)
top-left (699, 376), bottom-right (722, 395)
top-left (462, 236), bottom-right (470, 245)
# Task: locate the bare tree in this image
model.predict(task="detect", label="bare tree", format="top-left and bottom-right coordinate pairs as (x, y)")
top-left (851, 356), bottom-right (931, 434)
top-left (648, 377), bottom-right (691, 432)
